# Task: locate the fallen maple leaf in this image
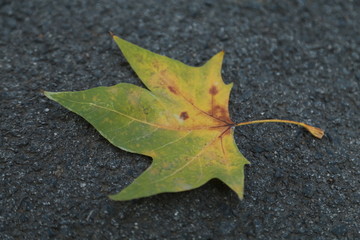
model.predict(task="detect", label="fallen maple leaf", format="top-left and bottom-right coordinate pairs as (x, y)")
top-left (44, 34), bottom-right (324, 201)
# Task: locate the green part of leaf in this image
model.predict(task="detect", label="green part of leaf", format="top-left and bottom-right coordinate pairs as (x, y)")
top-left (44, 36), bottom-right (250, 201)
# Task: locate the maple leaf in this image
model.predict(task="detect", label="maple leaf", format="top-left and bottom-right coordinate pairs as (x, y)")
top-left (44, 35), bottom-right (324, 201)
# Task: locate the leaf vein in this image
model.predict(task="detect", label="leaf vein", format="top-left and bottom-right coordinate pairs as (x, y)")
top-left (51, 95), bottom-right (225, 131)
top-left (151, 131), bottom-right (221, 184)
top-left (123, 128), bottom-right (159, 145)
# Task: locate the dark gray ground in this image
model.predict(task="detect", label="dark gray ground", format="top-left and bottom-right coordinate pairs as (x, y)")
top-left (1, 0), bottom-right (359, 239)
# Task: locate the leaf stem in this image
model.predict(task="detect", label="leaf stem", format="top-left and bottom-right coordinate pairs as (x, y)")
top-left (235, 119), bottom-right (324, 139)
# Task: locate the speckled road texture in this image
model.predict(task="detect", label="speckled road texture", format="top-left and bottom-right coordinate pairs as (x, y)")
top-left (1, 0), bottom-right (359, 239)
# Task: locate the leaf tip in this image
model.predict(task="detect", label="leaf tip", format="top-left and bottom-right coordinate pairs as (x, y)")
top-left (111, 33), bottom-right (121, 43)
top-left (43, 91), bottom-right (58, 101)
top-left (108, 194), bottom-right (120, 201)
top-left (108, 192), bottom-right (135, 201)
top-left (232, 187), bottom-right (244, 200)
top-left (108, 189), bottom-right (134, 201)
top-left (111, 34), bottom-right (127, 50)
top-left (43, 90), bottom-right (52, 97)
top-left (217, 50), bottom-right (225, 58)
top-left (109, 31), bottom-right (119, 42)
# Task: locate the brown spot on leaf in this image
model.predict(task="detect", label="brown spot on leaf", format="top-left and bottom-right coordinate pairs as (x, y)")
top-left (213, 105), bottom-right (226, 118)
top-left (180, 111), bottom-right (189, 120)
top-left (209, 86), bottom-right (218, 95)
top-left (168, 86), bottom-right (178, 94)
top-left (212, 105), bottom-right (233, 123)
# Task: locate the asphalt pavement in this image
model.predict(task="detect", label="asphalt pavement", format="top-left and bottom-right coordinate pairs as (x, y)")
top-left (1, 0), bottom-right (359, 239)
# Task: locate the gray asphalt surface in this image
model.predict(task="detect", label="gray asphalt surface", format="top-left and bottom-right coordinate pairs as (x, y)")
top-left (1, 0), bottom-right (359, 239)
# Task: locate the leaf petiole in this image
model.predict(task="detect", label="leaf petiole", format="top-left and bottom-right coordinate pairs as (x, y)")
top-left (235, 119), bottom-right (324, 139)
